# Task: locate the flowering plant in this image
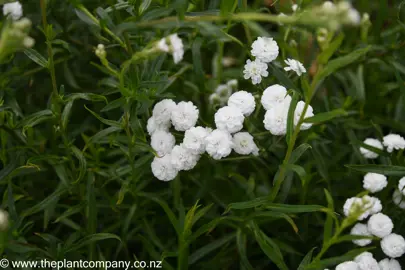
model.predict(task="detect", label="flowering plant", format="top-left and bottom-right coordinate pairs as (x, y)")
top-left (0, 0), bottom-right (405, 269)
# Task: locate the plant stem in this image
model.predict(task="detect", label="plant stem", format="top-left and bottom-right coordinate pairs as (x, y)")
top-left (40, 0), bottom-right (58, 99)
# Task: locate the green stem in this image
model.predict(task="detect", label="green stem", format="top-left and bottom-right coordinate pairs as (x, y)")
top-left (77, 4), bottom-right (127, 50)
top-left (40, 0), bottom-right (58, 99)
top-left (177, 238), bottom-right (189, 270)
top-left (269, 100), bottom-right (311, 202)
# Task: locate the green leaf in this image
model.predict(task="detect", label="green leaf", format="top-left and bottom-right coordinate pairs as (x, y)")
top-left (65, 93), bottom-right (107, 103)
top-left (317, 32), bottom-right (344, 64)
top-left (298, 247), bottom-right (316, 270)
top-left (71, 146), bottom-right (87, 183)
top-left (85, 105), bottom-right (121, 128)
top-left (188, 233), bottom-right (236, 265)
top-left (236, 230), bottom-right (254, 270)
top-left (285, 164), bottom-right (306, 186)
top-left (65, 233), bottom-right (121, 253)
top-left (252, 224), bottom-right (288, 270)
top-left (313, 46), bottom-right (371, 86)
top-left (305, 247), bottom-right (373, 269)
top-left (139, 0), bottom-right (152, 14)
top-left (304, 109), bottom-right (348, 124)
top-left (24, 49), bottom-right (48, 68)
top-left (225, 197), bottom-right (268, 213)
top-left (61, 101), bottom-right (73, 131)
top-left (21, 185), bottom-right (67, 217)
top-left (249, 211), bottom-right (298, 234)
top-left (286, 91), bottom-right (299, 145)
top-left (269, 64), bottom-right (297, 92)
top-left (289, 143), bottom-right (312, 164)
top-left (74, 8), bottom-right (99, 27)
top-left (345, 164), bottom-right (405, 176)
top-left (323, 189), bottom-right (335, 247)
top-left (16, 109), bottom-right (55, 129)
top-left (84, 126), bottom-right (122, 150)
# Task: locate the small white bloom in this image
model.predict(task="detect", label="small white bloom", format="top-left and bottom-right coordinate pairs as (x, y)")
top-left (227, 79), bottom-right (238, 90)
top-left (23, 36), bottom-right (34, 48)
top-left (152, 99), bottom-right (177, 126)
top-left (3, 1), bottom-right (22, 20)
top-left (150, 130), bottom-right (175, 157)
top-left (294, 101), bottom-right (314, 130)
top-left (232, 132), bottom-right (259, 156)
top-left (322, 1), bottom-right (337, 14)
top-left (228, 91), bottom-right (256, 116)
top-left (261, 84), bottom-right (291, 111)
top-left (399, 177), bottom-right (405, 195)
top-left (346, 8), bottom-right (361, 25)
top-left (292, 4), bottom-right (298, 12)
top-left (363, 173), bottom-right (387, 193)
top-left (284, 58), bottom-right (306, 76)
top-left (243, 59), bottom-right (269, 85)
top-left (215, 84), bottom-right (232, 104)
top-left (381, 233), bottom-right (405, 258)
top-left (343, 196), bottom-right (381, 220)
top-left (251, 37), bottom-right (279, 63)
top-left (393, 189), bottom-right (405, 209)
top-left (183, 126), bottom-right (210, 154)
top-left (0, 209), bottom-right (9, 230)
top-left (354, 252), bottom-right (379, 270)
top-left (209, 93), bottom-right (221, 106)
top-left (147, 116), bottom-right (170, 136)
top-left (379, 258), bottom-right (401, 270)
top-left (263, 100), bottom-right (290, 136)
top-left (170, 144), bottom-right (200, 171)
top-left (360, 138), bottom-right (383, 159)
top-left (214, 106), bottom-right (245, 134)
top-left (151, 154), bottom-right (178, 181)
top-left (171, 101), bottom-right (199, 131)
top-left (169, 34), bottom-right (184, 64)
top-left (336, 261), bottom-right (359, 270)
top-left (350, 223), bottom-right (372, 246)
top-left (205, 129), bottom-right (233, 160)
top-left (368, 213), bottom-right (393, 238)
top-left (157, 38), bottom-right (169, 52)
top-left (383, 134), bottom-right (405, 153)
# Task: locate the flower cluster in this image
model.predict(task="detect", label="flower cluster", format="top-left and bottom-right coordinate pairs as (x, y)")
top-left (314, 1), bottom-right (361, 30)
top-left (360, 134), bottom-right (405, 159)
top-left (243, 37), bottom-right (306, 85)
top-left (157, 34), bottom-right (184, 64)
top-left (261, 84), bottom-right (314, 135)
top-left (148, 93), bottom-right (259, 181)
top-left (209, 79), bottom-right (238, 106)
top-left (3, 1), bottom-right (22, 20)
top-left (334, 169), bottom-right (405, 268)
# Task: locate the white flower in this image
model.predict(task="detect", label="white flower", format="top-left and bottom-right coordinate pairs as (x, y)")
top-left (383, 134), bottom-right (405, 153)
top-left (0, 209), bottom-right (8, 230)
top-left (169, 34), bottom-right (184, 64)
top-left (261, 84), bottom-right (291, 111)
top-left (294, 101), bottom-right (314, 130)
top-left (215, 84), bottom-right (232, 104)
top-left (151, 154), bottom-right (178, 181)
top-left (393, 189), bottom-right (405, 209)
top-left (150, 130), bottom-right (175, 157)
top-left (263, 100), bottom-right (290, 136)
top-left (346, 8), bottom-right (361, 25)
top-left (171, 101), bottom-right (199, 131)
top-left (368, 213), bottom-right (393, 238)
top-left (243, 59), bottom-right (269, 85)
top-left (251, 37), bottom-right (279, 63)
top-left (343, 196), bottom-right (381, 220)
top-left (205, 129), bottom-right (233, 160)
top-left (381, 234), bottom-right (405, 258)
top-left (354, 252), bottom-right (379, 270)
top-left (209, 93), bottom-right (221, 105)
top-left (3, 1), bottom-right (22, 20)
top-left (152, 99), bottom-right (177, 126)
top-left (284, 58), bottom-right (307, 76)
top-left (232, 132), bottom-right (259, 156)
top-left (214, 106), bottom-right (245, 134)
top-left (379, 258), bottom-right (401, 270)
top-left (363, 173), bottom-right (387, 193)
top-left (336, 261), bottom-right (359, 270)
top-left (322, 1), bottom-right (337, 14)
top-left (360, 138), bottom-right (383, 159)
top-left (170, 144), bottom-right (200, 171)
top-left (183, 126), bottom-right (210, 154)
top-left (228, 91), bottom-right (256, 116)
top-left (350, 223), bottom-right (372, 246)
top-left (292, 4), bottom-right (298, 12)
top-left (157, 34), bottom-right (184, 64)
top-left (399, 177), bottom-right (405, 196)
top-left (147, 116), bottom-right (170, 136)
top-left (227, 79), bottom-right (238, 90)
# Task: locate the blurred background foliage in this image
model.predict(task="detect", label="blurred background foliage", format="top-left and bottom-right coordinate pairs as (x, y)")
top-left (0, 0), bottom-right (405, 269)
